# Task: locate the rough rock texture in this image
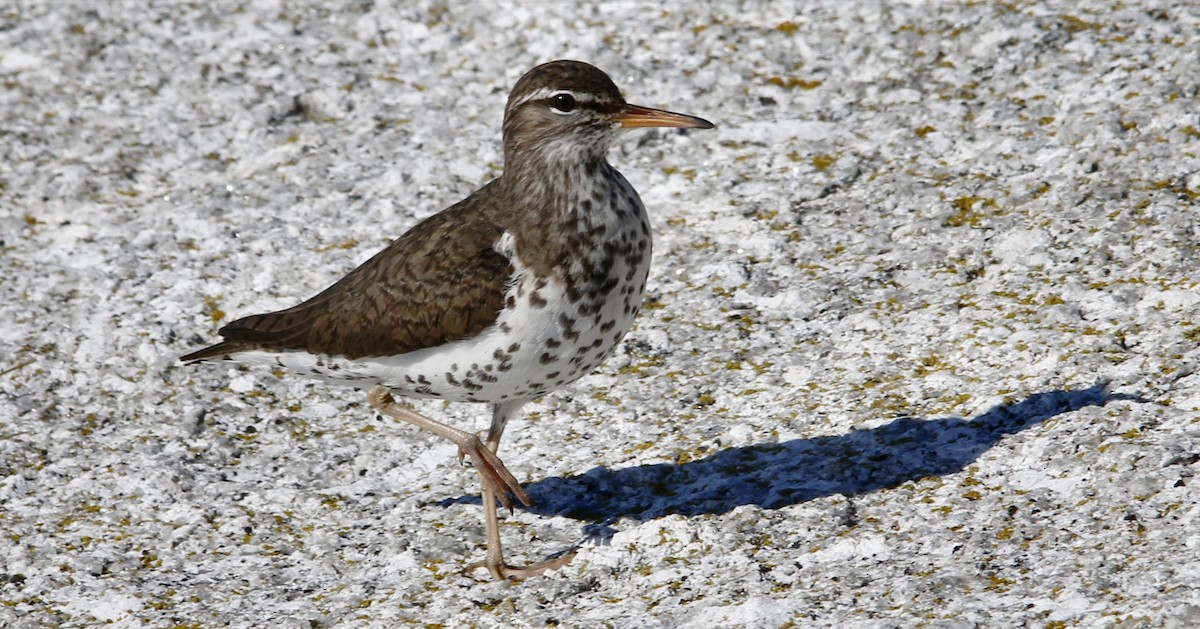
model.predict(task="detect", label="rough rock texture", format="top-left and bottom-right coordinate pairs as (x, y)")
top-left (2, 1), bottom-right (1198, 626)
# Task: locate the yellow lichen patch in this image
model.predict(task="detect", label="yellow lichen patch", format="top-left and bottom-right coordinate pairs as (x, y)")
top-left (766, 76), bottom-right (822, 90)
top-left (944, 196), bottom-right (998, 227)
top-left (202, 295), bottom-right (225, 323)
top-left (1058, 14), bottom-right (1103, 33)
top-left (673, 168), bottom-right (698, 181)
top-left (811, 154), bottom-right (836, 171)
top-left (915, 354), bottom-right (951, 376)
top-left (776, 21), bottom-right (799, 35)
top-left (914, 125), bottom-right (936, 138)
top-left (317, 239), bottom-right (359, 252)
top-left (986, 575), bottom-right (1015, 591)
top-left (617, 356), bottom-right (664, 375)
top-left (640, 296), bottom-right (667, 310)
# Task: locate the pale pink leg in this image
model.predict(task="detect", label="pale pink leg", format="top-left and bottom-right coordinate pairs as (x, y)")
top-left (367, 386), bottom-right (531, 509)
top-left (465, 401), bottom-right (576, 581)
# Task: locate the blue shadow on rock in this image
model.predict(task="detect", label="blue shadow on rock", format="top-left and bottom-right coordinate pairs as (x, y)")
top-left (444, 384), bottom-right (1138, 523)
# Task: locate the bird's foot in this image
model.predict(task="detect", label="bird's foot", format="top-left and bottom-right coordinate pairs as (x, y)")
top-left (457, 433), bottom-right (533, 511)
top-left (464, 548), bottom-right (578, 582)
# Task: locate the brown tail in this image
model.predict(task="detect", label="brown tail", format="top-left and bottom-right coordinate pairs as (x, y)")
top-left (180, 341), bottom-right (246, 362)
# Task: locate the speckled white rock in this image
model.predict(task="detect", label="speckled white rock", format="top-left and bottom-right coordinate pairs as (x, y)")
top-left (2, 1), bottom-right (1199, 627)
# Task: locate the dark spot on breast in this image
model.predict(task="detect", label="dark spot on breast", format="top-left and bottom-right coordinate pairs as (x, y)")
top-left (565, 283), bottom-right (583, 302)
top-left (540, 352), bottom-right (558, 364)
top-left (546, 371), bottom-right (560, 379)
top-left (445, 373), bottom-right (460, 386)
top-left (597, 256), bottom-right (615, 276)
top-left (506, 295), bottom-right (516, 309)
top-left (500, 322), bottom-right (512, 334)
top-left (600, 320), bottom-right (616, 332)
top-left (508, 343), bottom-right (521, 353)
top-left (463, 379), bottom-right (483, 391)
top-left (529, 291), bottom-right (548, 308)
top-left (546, 338), bottom-right (561, 348)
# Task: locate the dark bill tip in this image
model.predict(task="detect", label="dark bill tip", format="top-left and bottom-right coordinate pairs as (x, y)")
top-left (614, 104), bottom-right (714, 129)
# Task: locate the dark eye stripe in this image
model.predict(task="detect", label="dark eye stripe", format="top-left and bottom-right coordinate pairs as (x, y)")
top-left (550, 93), bottom-right (577, 113)
top-left (530, 94), bottom-right (620, 117)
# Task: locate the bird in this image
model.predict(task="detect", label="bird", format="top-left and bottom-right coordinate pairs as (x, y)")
top-left (181, 59), bottom-right (713, 581)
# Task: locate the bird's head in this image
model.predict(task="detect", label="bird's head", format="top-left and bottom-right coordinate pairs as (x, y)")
top-left (502, 60), bottom-right (713, 167)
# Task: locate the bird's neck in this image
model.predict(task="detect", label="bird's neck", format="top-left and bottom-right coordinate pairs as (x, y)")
top-left (494, 153), bottom-right (645, 279)
top-left (500, 153), bottom-right (613, 220)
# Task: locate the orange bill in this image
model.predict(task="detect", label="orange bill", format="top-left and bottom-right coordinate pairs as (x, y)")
top-left (614, 104), bottom-right (714, 129)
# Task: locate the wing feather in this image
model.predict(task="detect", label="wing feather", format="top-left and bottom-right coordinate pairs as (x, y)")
top-left (182, 184), bottom-right (512, 362)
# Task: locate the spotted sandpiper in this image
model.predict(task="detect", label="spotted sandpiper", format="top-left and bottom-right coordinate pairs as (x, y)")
top-left (182, 60), bottom-right (713, 581)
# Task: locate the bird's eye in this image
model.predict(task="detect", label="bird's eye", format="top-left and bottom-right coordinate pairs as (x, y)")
top-left (549, 93), bottom-right (577, 114)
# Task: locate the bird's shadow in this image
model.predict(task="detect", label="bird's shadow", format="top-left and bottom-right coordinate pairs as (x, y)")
top-left (442, 384), bottom-right (1139, 530)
